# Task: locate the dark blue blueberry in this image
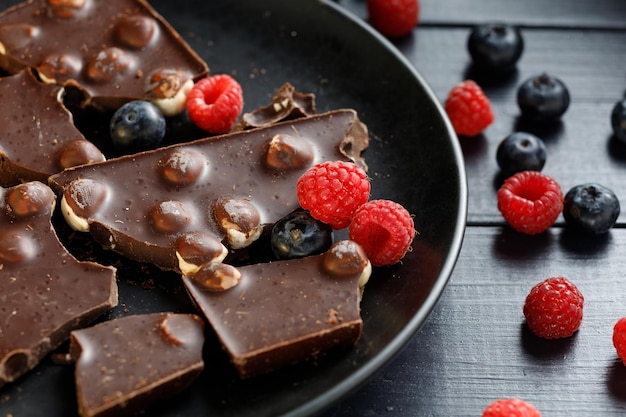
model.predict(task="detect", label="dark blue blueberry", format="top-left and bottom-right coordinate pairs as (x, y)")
top-left (611, 98), bottom-right (626, 143)
top-left (563, 183), bottom-right (620, 234)
top-left (467, 22), bottom-right (524, 72)
top-left (517, 73), bottom-right (570, 120)
top-left (496, 132), bottom-right (547, 177)
top-left (110, 100), bottom-right (166, 152)
top-left (271, 209), bottom-right (333, 260)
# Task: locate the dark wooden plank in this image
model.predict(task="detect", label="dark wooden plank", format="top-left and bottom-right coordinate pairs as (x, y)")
top-left (338, 0), bottom-right (626, 29)
top-left (321, 226), bottom-right (626, 416)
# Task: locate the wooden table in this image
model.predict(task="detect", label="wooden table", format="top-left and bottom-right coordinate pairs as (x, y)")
top-left (322, 1), bottom-right (626, 415)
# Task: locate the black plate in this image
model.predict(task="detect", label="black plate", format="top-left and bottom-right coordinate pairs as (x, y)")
top-left (0, 0), bottom-right (467, 416)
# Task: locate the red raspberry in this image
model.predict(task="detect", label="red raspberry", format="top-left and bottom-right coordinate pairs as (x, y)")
top-left (367, 0), bottom-right (419, 39)
top-left (296, 161), bottom-right (370, 230)
top-left (186, 74), bottom-right (244, 134)
top-left (444, 80), bottom-right (494, 137)
top-left (482, 398), bottom-right (541, 417)
top-left (523, 276), bottom-right (584, 339)
top-left (497, 171), bottom-right (563, 235)
top-left (612, 317), bottom-right (626, 364)
top-left (348, 199), bottom-right (415, 266)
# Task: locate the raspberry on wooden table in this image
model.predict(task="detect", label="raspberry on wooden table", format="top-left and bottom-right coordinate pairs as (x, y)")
top-left (523, 277), bottom-right (584, 339)
top-left (612, 317), bottom-right (626, 364)
top-left (444, 79), bottom-right (494, 137)
top-left (367, 0), bottom-right (419, 39)
top-left (497, 170), bottom-right (563, 235)
top-left (348, 199), bottom-right (416, 267)
top-left (186, 74), bottom-right (244, 134)
top-left (296, 161), bottom-right (370, 230)
top-left (482, 398), bottom-right (542, 417)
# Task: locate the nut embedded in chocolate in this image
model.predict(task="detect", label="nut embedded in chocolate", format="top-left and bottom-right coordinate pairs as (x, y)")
top-left (114, 15), bottom-right (156, 49)
top-left (47, 0), bottom-right (87, 18)
top-left (6, 181), bottom-right (56, 219)
top-left (85, 47), bottom-right (133, 84)
top-left (0, 229), bottom-right (36, 264)
top-left (175, 231), bottom-right (228, 275)
top-left (158, 148), bottom-right (206, 186)
top-left (264, 133), bottom-right (314, 172)
top-left (322, 240), bottom-right (372, 288)
top-left (61, 178), bottom-right (109, 232)
top-left (214, 197), bottom-right (263, 249)
top-left (150, 200), bottom-right (193, 233)
top-left (188, 262), bottom-right (242, 292)
top-left (38, 53), bottom-right (82, 84)
top-left (57, 140), bottom-right (106, 170)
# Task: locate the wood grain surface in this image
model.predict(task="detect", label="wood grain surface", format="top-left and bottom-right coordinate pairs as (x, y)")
top-left (323, 0), bottom-right (626, 415)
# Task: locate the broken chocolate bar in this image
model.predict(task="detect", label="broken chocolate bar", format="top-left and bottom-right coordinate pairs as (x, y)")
top-left (0, 69), bottom-right (105, 187)
top-left (49, 109), bottom-right (369, 274)
top-left (0, 0), bottom-right (209, 114)
top-left (182, 240), bottom-right (371, 378)
top-left (0, 181), bottom-right (118, 388)
top-left (70, 312), bottom-right (205, 417)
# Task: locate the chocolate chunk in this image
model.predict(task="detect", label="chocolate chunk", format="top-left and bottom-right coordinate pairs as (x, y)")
top-left (70, 312), bottom-right (205, 417)
top-left (0, 181), bottom-right (118, 388)
top-left (0, 0), bottom-right (209, 114)
top-left (49, 109), bottom-right (369, 273)
top-left (0, 70), bottom-right (105, 187)
top-left (182, 240), bottom-right (371, 378)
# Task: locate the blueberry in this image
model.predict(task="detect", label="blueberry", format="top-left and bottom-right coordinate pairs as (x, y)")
top-left (563, 183), bottom-right (620, 234)
top-left (517, 73), bottom-right (570, 120)
top-left (496, 132), bottom-right (547, 177)
top-left (467, 22), bottom-right (524, 72)
top-left (271, 209), bottom-right (333, 260)
top-left (110, 100), bottom-right (166, 152)
top-left (611, 98), bottom-right (626, 143)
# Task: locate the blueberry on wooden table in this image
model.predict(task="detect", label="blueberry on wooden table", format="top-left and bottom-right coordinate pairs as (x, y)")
top-left (562, 183), bottom-right (620, 235)
top-left (467, 22), bottom-right (524, 72)
top-left (611, 98), bottom-right (626, 143)
top-left (517, 73), bottom-right (570, 120)
top-left (496, 132), bottom-right (547, 177)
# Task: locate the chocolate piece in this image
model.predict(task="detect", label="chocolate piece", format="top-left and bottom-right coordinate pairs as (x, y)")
top-left (49, 109), bottom-right (369, 273)
top-left (0, 0), bottom-right (209, 114)
top-left (0, 69), bottom-right (105, 187)
top-left (70, 312), bottom-right (205, 417)
top-left (182, 240), bottom-right (371, 378)
top-left (233, 82), bottom-right (318, 131)
top-left (0, 181), bottom-right (117, 388)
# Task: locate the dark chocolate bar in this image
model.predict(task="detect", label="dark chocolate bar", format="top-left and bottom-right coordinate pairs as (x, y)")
top-left (49, 109), bottom-right (369, 273)
top-left (0, 181), bottom-right (118, 388)
top-left (0, 0), bottom-right (209, 114)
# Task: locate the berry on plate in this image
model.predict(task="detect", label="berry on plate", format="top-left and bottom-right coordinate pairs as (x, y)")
top-left (296, 161), bottom-right (370, 230)
top-left (613, 317), bottom-right (626, 364)
top-left (611, 97), bottom-right (626, 143)
top-left (270, 209), bottom-right (333, 260)
top-left (496, 132), bottom-right (547, 177)
top-left (517, 73), bottom-right (570, 120)
top-left (109, 100), bottom-right (166, 152)
top-left (367, 0), bottom-right (419, 39)
top-left (497, 171), bottom-right (563, 235)
top-left (562, 183), bottom-right (620, 234)
top-left (482, 398), bottom-right (541, 417)
top-left (348, 199), bottom-right (415, 267)
top-left (467, 22), bottom-right (524, 72)
top-left (523, 276), bottom-right (584, 339)
top-left (186, 74), bottom-right (244, 134)
top-left (444, 80), bottom-right (494, 137)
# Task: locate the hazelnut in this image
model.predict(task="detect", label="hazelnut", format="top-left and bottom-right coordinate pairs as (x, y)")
top-left (37, 53), bottom-right (82, 84)
top-left (61, 179), bottom-right (108, 231)
top-left (6, 182), bottom-right (55, 219)
top-left (175, 231), bottom-right (228, 275)
top-left (159, 313), bottom-right (204, 346)
top-left (158, 148), bottom-right (206, 186)
top-left (264, 133), bottom-right (314, 172)
top-left (47, 0), bottom-right (87, 18)
top-left (213, 197), bottom-right (263, 249)
top-left (85, 47), bottom-right (132, 83)
top-left (188, 262), bottom-right (242, 292)
top-left (114, 15), bottom-right (156, 49)
top-left (57, 140), bottom-right (106, 169)
top-left (322, 240), bottom-right (371, 287)
top-left (149, 200), bottom-right (192, 233)
top-left (0, 230), bottom-right (36, 264)
top-left (147, 70), bottom-right (194, 116)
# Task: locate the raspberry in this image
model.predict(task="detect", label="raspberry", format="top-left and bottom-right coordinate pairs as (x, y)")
top-left (367, 0), bottom-right (419, 39)
top-left (482, 398), bottom-right (541, 417)
top-left (613, 317), bottom-right (626, 364)
top-left (444, 80), bottom-right (494, 137)
top-left (523, 277), bottom-right (584, 339)
top-left (497, 171), bottom-right (563, 235)
top-left (186, 74), bottom-right (244, 134)
top-left (296, 161), bottom-right (370, 230)
top-left (348, 199), bottom-right (415, 267)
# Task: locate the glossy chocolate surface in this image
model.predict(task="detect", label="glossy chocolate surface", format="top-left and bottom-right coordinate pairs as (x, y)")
top-left (70, 312), bottom-right (205, 417)
top-left (183, 246), bottom-right (365, 379)
top-left (0, 0), bottom-right (208, 111)
top-left (0, 181), bottom-right (118, 388)
top-left (49, 109), bottom-right (369, 272)
top-left (0, 70), bottom-right (104, 187)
